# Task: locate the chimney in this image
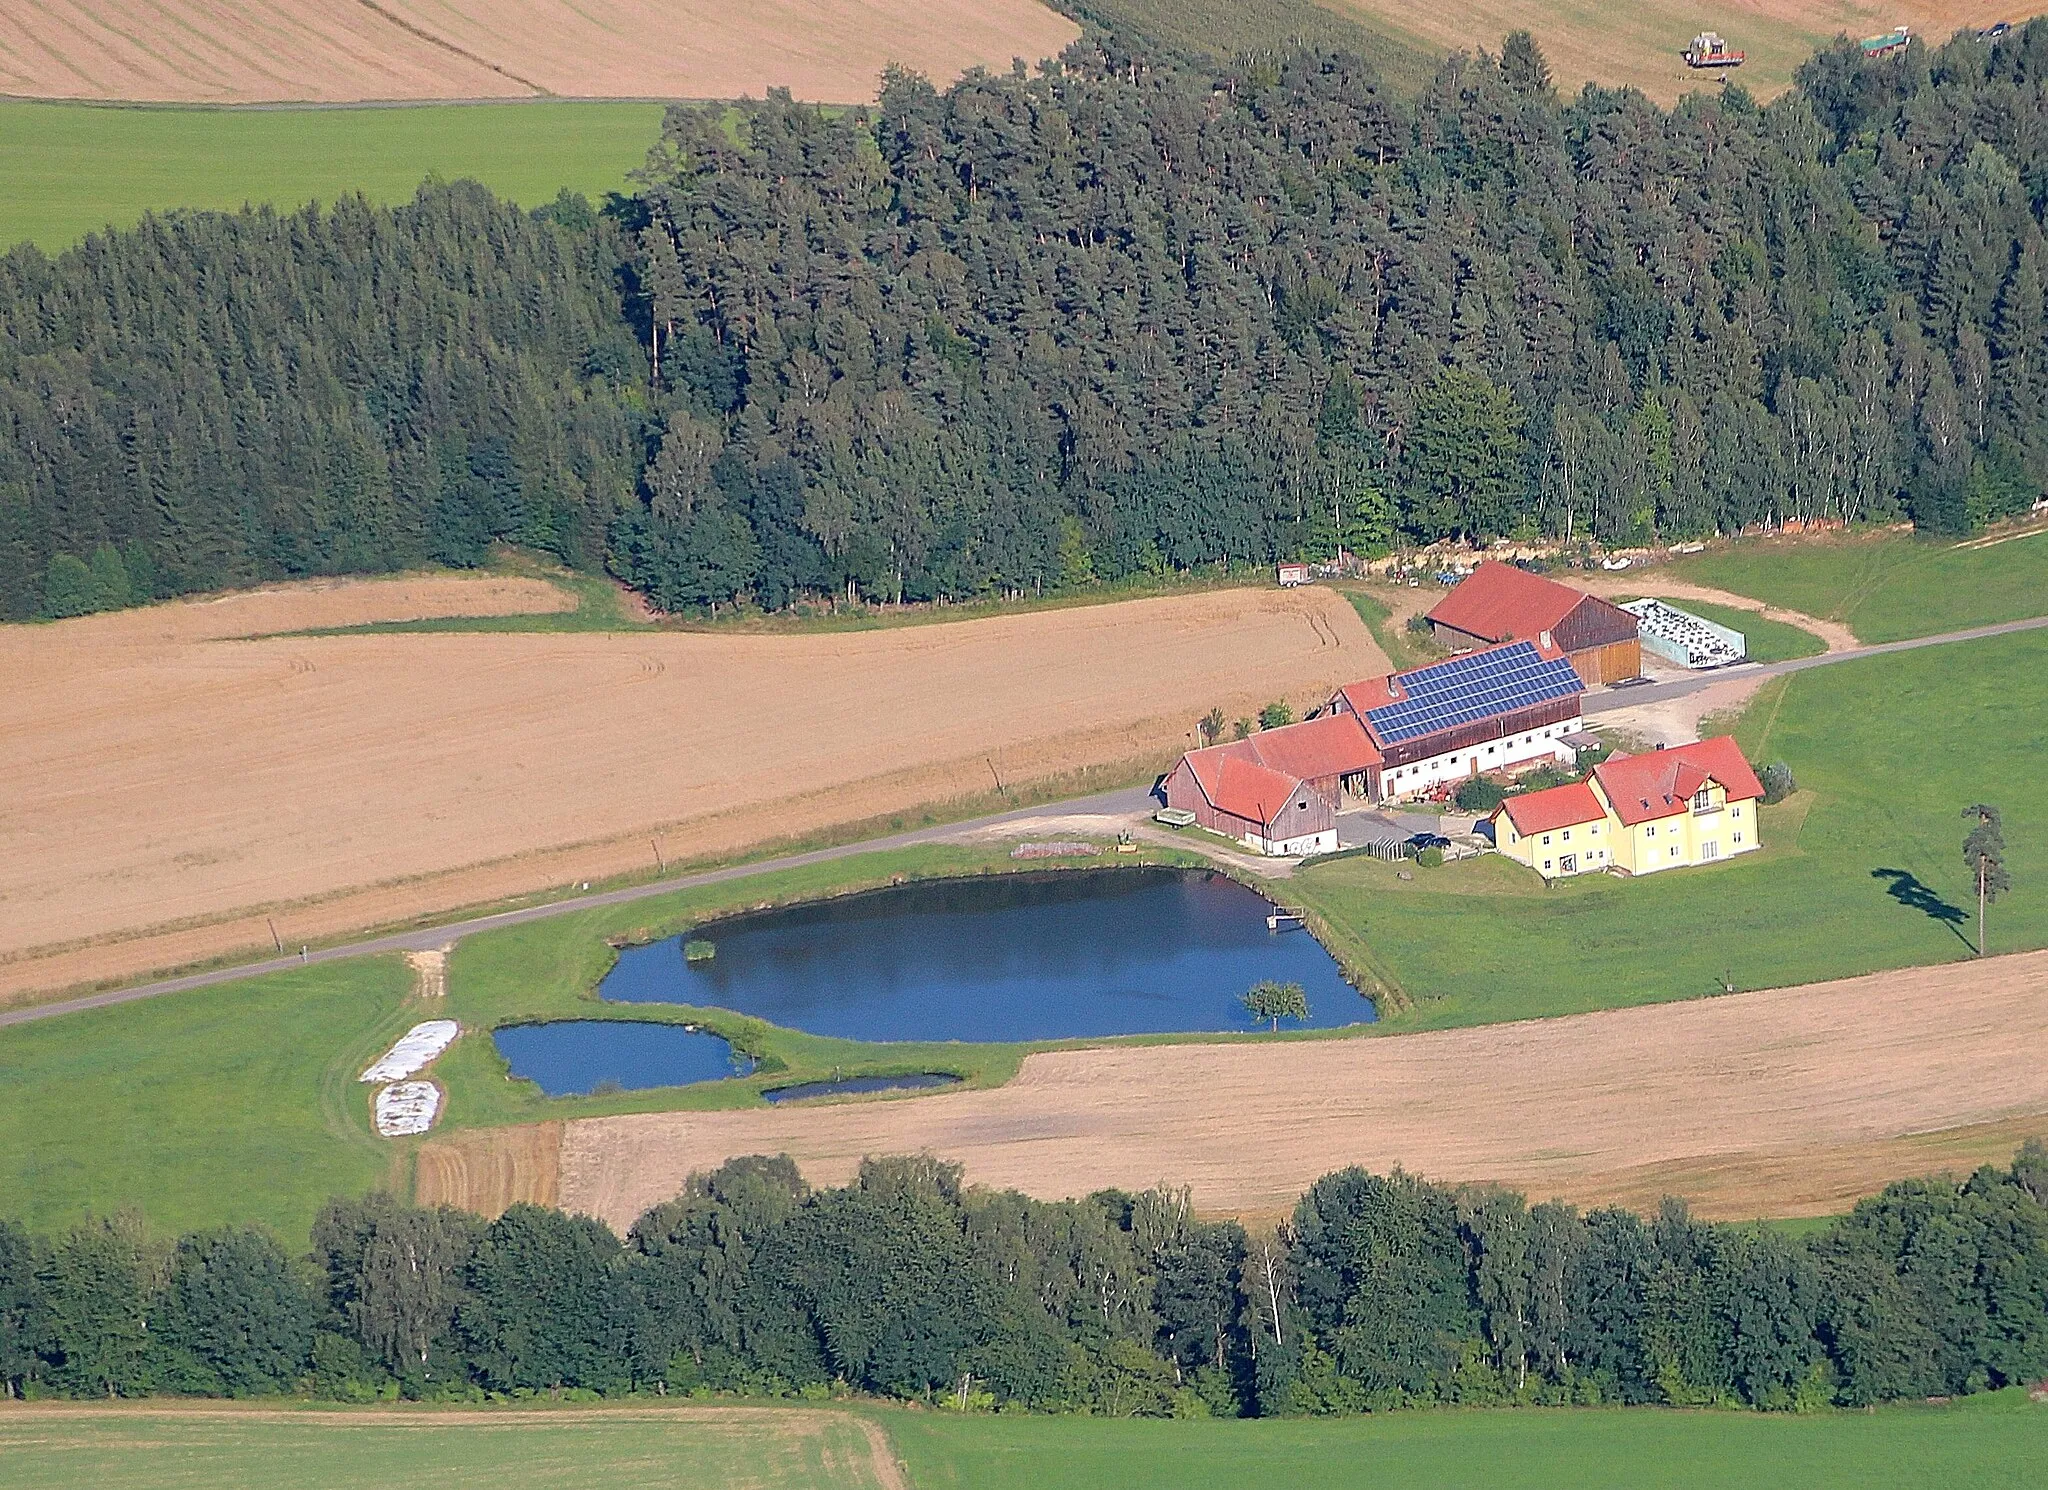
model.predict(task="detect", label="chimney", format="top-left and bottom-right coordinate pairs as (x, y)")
top-left (1539, 629), bottom-right (1553, 649)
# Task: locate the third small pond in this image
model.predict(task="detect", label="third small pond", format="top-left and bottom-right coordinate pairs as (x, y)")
top-left (494, 1020), bottom-right (754, 1097)
top-left (600, 867), bottom-right (1372, 1041)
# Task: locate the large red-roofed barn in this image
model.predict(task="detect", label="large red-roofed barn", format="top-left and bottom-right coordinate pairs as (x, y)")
top-left (1162, 742), bottom-right (1340, 857)
top-left (1426, 563), bottom-right (1641, 686)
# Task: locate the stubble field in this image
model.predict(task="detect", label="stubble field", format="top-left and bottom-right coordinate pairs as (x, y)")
top-left (1326, 0), bottom-right (2030, 104)
top-left (0, 0), bottom-right (1079, 104)
top-left (544, 949), bottom-right (2048, 1231)
top-left (0, 574), bottom-right (1377, 1001)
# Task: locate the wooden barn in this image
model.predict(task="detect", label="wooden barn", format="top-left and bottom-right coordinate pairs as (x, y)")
top-left (1162, 747), bottom-right (1337, 857)
top-left (1425, 562), bottom-right (1641, 686)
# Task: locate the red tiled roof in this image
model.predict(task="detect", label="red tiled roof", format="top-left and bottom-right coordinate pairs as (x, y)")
top-left (1494, 780), bottom-right (1605, 835)
top-left (1239, 711), bottom-right (1382, 779)
top-left (1183, 748), bottom-right (1308, 827)
top-left (1592, 736), bottom-right (1764, 826)
top-left (1426, 562), bottom-right (1587, 644)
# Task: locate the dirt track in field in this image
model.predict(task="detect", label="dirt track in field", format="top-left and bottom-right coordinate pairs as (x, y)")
top-left (0, 575), bottom-right (1378, 1000)
top-left (0, 0), bottom-right (1079, 104)
top-left (540, 949), bottom-right (2048, 1229)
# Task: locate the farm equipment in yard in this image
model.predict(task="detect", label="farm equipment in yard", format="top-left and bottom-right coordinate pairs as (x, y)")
top-left (1684, 32), bottom-right (1744, 68)
top-left (1861, 26), bottom-right (1912, 58)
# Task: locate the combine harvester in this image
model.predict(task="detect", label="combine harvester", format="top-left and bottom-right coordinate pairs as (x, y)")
top-left (1683, 32), bottom-right (1745, 69)
top-left (1861, 26), bottom-right (1912, 59)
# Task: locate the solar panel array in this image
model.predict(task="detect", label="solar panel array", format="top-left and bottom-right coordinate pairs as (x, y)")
top-left (1365, 642), bottom-right (1584, 746)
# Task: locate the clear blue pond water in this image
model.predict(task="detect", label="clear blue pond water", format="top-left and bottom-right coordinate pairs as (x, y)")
top-left (600, 868), bottom-right (1371, 1041)
top-left (493, 1020), bottom-right (754, 1096)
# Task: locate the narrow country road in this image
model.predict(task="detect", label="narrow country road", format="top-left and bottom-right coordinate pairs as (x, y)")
top-left (5, 610), bottom-right (2044, 1030)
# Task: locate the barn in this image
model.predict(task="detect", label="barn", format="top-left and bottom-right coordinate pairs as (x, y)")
top-left (1327, 639), bottom-right (1586, 803)
top-left (1161, 747), bottom-right (1337, 857)
top-left (1425, 562), bottom-right (1641, 686)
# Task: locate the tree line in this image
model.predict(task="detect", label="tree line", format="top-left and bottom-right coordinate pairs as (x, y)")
top-left (9, 23), bottom-right (2048, 621)
top-left (4, 1146), bottom-right (2045, 1411)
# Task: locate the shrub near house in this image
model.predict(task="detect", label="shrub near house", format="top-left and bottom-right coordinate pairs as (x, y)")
top-left (1491, 737), bottom-right (1763, 879)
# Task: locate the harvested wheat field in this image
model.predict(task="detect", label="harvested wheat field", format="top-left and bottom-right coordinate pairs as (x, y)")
top-left (0, 0), bottom-right (1079, 104)
top-left (528, 951), bottom-right (2048, 1228)
top-left (0, 575), bottom-right (1375, 1000)
top-left (1333, 0), bottom-right (2032, 104)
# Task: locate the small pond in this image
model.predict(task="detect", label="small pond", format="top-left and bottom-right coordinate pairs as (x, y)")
top-left (601, 868), bottom-right (1371, 1041)
top-left (494, 1020), bottom-right (754, 1097)
top-left (762, 1073), bottom-right (963, 1104)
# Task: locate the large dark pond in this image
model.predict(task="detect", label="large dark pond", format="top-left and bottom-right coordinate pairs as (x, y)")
top-left (494, 1021), bottom-right (754, 1096)
top-left (601, 868), bottom-right (1371, 1041)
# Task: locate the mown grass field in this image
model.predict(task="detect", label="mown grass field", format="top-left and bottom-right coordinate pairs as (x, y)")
top-left (1297, 626), bottom-right (2048, 1027)
top-left (0, 1405), bottom-right (894, 1490)
top-left (1668, 526), bottom-right (2048, 644)
top-left (1630, 594), bottom-right (1827, 662)
top-left (0, 101), bottom-right (663, 252)
top-left (890, 1390), bottom-right (2048, 1489)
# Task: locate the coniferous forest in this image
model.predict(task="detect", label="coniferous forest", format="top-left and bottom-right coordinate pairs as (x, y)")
top-left (3, 1150), bottom-right (2045, 1409)
top-left (8, 24), bottom-right (2048, 620)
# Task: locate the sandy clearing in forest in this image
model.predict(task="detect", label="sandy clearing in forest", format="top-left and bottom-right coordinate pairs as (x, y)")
top-left (545, 949), bottom-right (2048, 1228)
top-left (0, 577), bottom-right (1377, 1000)
top-left (0, 0), bottom-right (1079, 104)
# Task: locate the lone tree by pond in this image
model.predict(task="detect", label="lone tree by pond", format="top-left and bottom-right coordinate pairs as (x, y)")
top-left (1243, 980), bottom-right (1309, 1032)
top-left (1961, 804), bottom-right (2010, 957)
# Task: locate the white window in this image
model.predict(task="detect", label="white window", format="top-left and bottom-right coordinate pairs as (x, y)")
top-left (1669, 845), bottom-right (1680, 858)
top-left (1542, 833), bottom-right (1553, 845)
top-left (1703, 841), bottom-right (1719, 860)
top-left (1691, 788), bottom-right (1713, 811)
top-left (1733, 832), bottom-right (1743, 844)
top-left (1543, 859), bottom-right (1553, 870)
top-left (1645, 826), bottom-right (1654, 837)
top-left (1732, 806), bottom-right (1742, 817)
top-left (1562, 829), bottom-right (1572, 841)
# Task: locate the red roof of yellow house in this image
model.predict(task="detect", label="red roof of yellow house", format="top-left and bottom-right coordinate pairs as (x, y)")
top-left (1182, 747), bottom-right (1307, 828)
top-left (1494, 780), bottom-right (1605, 835)
top-left (1239, 711), bottom-right (1382, 779)
top-left (1426, 562), bottom-right (1587, 642)
top-left (1592, 736), bottom-right (1763, 827)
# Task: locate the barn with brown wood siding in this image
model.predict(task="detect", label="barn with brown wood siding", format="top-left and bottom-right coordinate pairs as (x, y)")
top-left (1425, 562), bottom-right (1641, 686)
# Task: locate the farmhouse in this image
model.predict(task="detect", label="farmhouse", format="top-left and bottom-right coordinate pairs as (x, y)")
top-left (1490, 736), bottom-right (1764, 879)
top-left (1327, 640), bottom-right (1586, 803)
top-left (1426, 562), bottom-right (1642, 685)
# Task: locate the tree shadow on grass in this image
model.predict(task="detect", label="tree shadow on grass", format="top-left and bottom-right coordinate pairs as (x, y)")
top-left (1870, 868), bottom-right (1974, 948)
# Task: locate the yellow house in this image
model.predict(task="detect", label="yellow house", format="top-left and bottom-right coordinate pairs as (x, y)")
top-left (1490, 736), bottom-right (1764, 881)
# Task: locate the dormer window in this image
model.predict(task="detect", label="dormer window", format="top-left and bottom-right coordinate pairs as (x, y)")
top-left (1690, 787), bottom-right (1714, 812)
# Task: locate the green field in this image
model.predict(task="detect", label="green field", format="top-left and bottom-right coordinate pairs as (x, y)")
top-left (1297, 627), bottom-right (2048, 1027)
top-left (890, 1392), bottom-right (2048, 1489)
top-left (0, 101), bottom-right (665, 252)
top-left (1667, 527), bottom-right (2048, 644)
top-left (2, 1394), bottom-right (2040, 1490)
top-left (0, 1405), bottom-right (892, 1490)
top-left (1629, 594), bottom-right (1826, 663)
top-left (0, 959), bottom-right (406, 1239)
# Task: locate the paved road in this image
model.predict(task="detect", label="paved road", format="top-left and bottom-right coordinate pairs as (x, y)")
top-left (8, 611), bottom-right (2046, 1029)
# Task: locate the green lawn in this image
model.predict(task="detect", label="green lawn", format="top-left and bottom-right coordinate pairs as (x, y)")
top-left (0, 1405), bottom-right (891, 1490)
top-left (1629, 594), bottom-right (1826, 663)
top-left (889, 1391), bottom-right (2048, 1490)
top-left (1296, 627), bottom-right (2048, 1027)
top-left (0, 100), bottom-right (664, 252)
top-left (0, 959), bottom-right (408, 1240)
top-left (1668, 527), bottom-right (2048, 644)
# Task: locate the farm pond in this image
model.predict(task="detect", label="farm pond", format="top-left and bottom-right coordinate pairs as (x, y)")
top-left (493, 1021), bottom-right (753, 1097)
top-left (601, 867), bottom-right (1371, 1042)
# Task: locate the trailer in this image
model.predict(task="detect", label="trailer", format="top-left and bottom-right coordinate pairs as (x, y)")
top-left (1861, 26), bottom-right (1911, 58)
top-left (1684, 32), bottom-right (1745, 69)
